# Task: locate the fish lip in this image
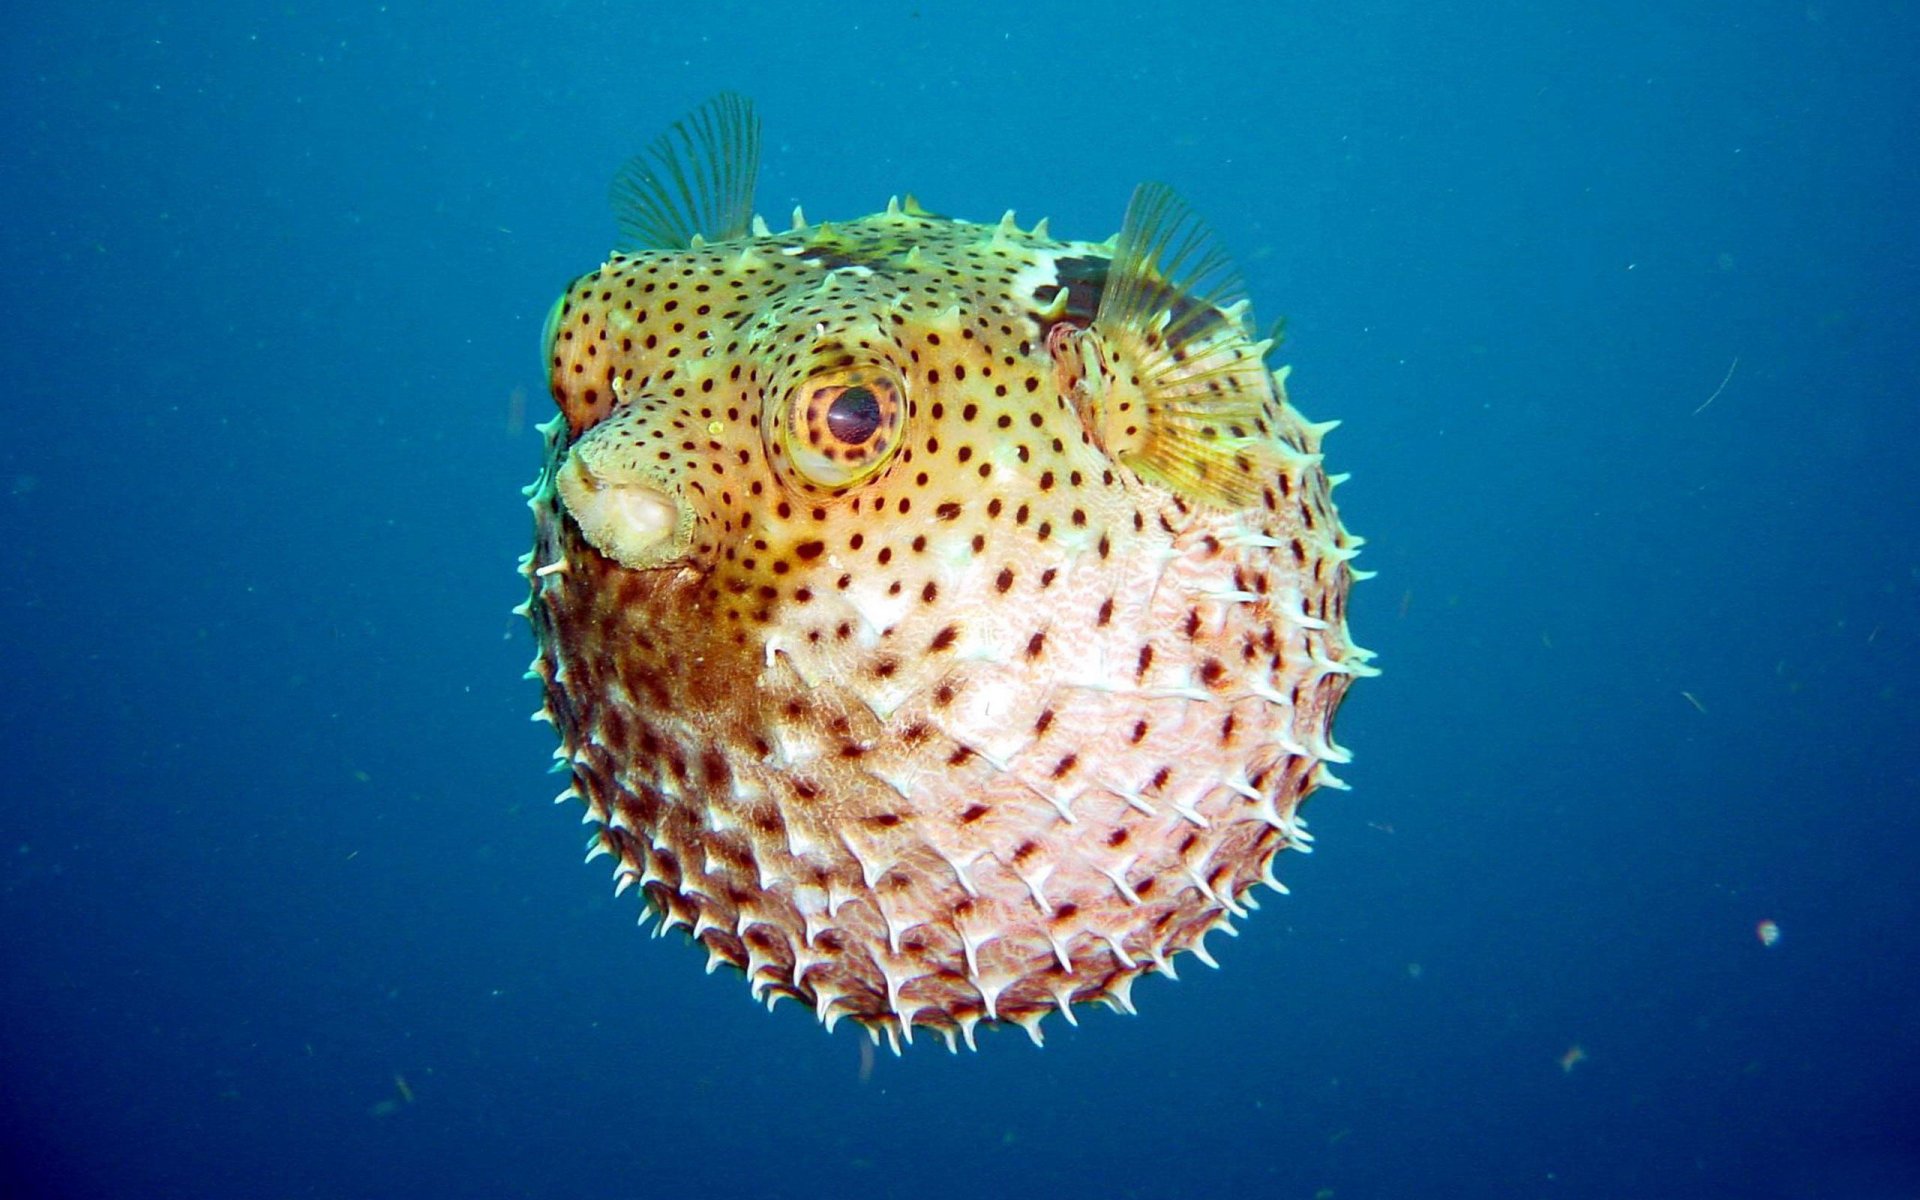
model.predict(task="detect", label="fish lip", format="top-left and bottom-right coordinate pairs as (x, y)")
top-left (555, 451), bottom-right (687, 570)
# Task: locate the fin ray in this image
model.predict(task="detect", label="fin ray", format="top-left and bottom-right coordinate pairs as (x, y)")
top-left (1098, 181), bottom-right (1249, 339)
top-left (1092, 183), bottom-right (1277, 507)
top-left (609, 93), bottom-right (761, 250)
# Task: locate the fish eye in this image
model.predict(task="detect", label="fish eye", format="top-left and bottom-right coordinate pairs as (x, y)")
top-left (826, 386), bottom-right (883, 445)
top-left (783, 367), bottom-right (905, 488)
top-left (540, 292), bottom-right (567, 363)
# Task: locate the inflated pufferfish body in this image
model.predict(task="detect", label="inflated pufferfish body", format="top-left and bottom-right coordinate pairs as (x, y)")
top-left (520, 95), bottom-right (1377, 1050)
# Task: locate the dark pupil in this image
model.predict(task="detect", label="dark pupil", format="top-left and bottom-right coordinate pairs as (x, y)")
top-left (825, 386), bottom-right (883, 445)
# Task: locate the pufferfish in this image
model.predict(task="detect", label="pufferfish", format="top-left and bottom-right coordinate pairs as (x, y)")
top-left (518, 94), bottom-right (1376, 1051)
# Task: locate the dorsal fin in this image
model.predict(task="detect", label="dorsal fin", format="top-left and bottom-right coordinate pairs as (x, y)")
top-left (608, 93), bottom-right (760, 250)
top-left (1089, 182), bottom-right (1276, 506)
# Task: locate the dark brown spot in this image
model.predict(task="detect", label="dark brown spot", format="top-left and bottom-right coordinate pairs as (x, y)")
top-left (699, 748), bottom-right (730, 789)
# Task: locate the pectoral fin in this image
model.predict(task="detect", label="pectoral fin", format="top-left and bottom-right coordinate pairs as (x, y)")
top-left (1079, 182), bottom-right (1283, 507)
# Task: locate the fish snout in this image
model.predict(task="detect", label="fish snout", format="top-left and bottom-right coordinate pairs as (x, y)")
top-left (555, 443), bottom-right (689, 570)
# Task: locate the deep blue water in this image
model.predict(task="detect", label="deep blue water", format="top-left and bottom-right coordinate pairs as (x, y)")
top-left (4, 2), bottom-right (1917, 1197)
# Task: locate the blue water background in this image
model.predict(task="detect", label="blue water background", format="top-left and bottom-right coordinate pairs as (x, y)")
top-left (4, 2), bottom-right (1917, 1197)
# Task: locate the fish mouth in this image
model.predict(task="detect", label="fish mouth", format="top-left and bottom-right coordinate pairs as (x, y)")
top-left (555, 450), bottom-right (684, 570)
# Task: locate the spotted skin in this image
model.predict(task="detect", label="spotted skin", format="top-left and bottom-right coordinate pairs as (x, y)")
top-left (523, 195), bottom-right (1374, 1050)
